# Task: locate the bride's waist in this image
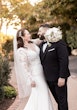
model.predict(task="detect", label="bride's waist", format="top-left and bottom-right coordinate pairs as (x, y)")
top-left (31, 60), bottom-right (41, 64)
top-left (31, 73), bottom-right (44, 80)
top-left (31, 67), bottom-right (43, 76)
top-left (31, 64), bottom-right (43, 70)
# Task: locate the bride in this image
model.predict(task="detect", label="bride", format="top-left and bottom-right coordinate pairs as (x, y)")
top-left (13, 28), bottom-right (53, 110)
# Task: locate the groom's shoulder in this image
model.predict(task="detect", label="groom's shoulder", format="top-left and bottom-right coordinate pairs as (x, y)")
top-left (55, 40), bottom-right (67, 51)
top-left (56, 39), bottom-right (67, 46)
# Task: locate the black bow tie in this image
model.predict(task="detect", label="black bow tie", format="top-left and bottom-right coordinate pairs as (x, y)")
top-left (43, 41), bottom-right (47, 44)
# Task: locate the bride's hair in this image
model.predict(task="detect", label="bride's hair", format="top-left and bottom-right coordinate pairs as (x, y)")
top-left (16, 28), bottom-right (26, 48)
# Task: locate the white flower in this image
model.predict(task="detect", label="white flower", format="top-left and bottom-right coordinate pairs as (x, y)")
top-left (47, 42), bottom-right (51, 47)
top-left (44, 27), bottom-right (62, 43)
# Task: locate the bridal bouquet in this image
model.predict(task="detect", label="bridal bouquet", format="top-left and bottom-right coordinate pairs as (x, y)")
top-left (44, 27), bottom-right (62, 46)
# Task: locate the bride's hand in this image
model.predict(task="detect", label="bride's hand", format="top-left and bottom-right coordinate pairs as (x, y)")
top-left (31, 81), bottom-right (36, 87)
top-left (31, 38), bottom-right (43, 45)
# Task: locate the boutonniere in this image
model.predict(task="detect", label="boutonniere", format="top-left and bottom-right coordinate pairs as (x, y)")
top-left (47, 42), bottom-right (52, 47)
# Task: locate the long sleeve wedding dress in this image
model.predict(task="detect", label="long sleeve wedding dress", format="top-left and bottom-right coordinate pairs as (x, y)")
top-left (16, 44), bottom-right (53, 110)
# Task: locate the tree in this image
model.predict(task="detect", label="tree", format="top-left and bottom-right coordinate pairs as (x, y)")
top-left (32, 0), bottom-right (77, 26)
top-left (8, 0), bottom-right (33, 28)
top-left (0, 0), bottom-right (9, 32)
top-left (0, 0), bottom-right (77, 36)
top-left (42, 0), bottom-right (77, 26)
top-left (2, 39), bottom-right (13, 54)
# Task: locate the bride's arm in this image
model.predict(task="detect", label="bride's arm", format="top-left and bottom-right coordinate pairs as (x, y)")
top-left (31, 38), bottom-right (43, 45)
top-left (15, 48), bottom-right (35, 98)
top-left (18, 48), bottom-right (36, 87)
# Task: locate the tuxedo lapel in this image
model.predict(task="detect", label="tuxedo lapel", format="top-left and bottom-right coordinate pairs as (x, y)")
top-left (40, 42), bottom-right (54, 62)
top-left (40, 43), bottom-right (49, 62)
top-left (40, 42), bottom-right (46, 61)
top-left (42, 45), bottom-right (48, 60)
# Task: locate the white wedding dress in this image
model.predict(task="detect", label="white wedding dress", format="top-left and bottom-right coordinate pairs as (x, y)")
top-left (16, 44), bottom-right (53, 110)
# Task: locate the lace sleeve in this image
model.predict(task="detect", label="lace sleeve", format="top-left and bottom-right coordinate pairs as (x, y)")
top-left (19, 49), bottom-right (33, 81)
top-left (31, 38), bottom-right (43, 45)
top-left (14, 48), bottom-right (32, 99)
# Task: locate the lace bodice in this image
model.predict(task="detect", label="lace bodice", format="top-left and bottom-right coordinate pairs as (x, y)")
top-left (24, 44), bottom-right (40, 64)
top-left (16, 44), bottom-right (43, 80)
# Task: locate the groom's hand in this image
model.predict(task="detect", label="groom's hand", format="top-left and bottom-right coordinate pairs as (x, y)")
top-left (57, 78), bottom-right (65, 87)
top-left (31, 81), bottom-right (36, 87)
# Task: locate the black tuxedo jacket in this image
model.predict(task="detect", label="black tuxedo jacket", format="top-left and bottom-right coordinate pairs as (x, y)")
top-left (39, 40), bottom-right (70, 81)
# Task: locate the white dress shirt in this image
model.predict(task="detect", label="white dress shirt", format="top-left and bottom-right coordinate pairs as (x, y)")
top-left (43, 43), bottom-right (48, 53)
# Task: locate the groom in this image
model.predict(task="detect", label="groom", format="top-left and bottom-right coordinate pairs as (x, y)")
top-left (38, 24), bottom-right (70, 110)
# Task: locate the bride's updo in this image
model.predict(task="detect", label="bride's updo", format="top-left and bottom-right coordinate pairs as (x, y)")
top-left (16, 28), bottom-right (26, 48)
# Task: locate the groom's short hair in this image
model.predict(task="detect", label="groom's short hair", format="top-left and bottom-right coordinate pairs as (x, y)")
top-left (40, 24), bottom-right (50, 28)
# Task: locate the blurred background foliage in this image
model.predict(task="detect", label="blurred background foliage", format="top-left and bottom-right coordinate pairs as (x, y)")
top-left (0, 0), bottom-right (77, 51)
